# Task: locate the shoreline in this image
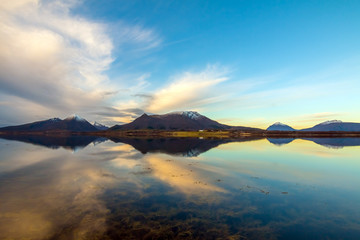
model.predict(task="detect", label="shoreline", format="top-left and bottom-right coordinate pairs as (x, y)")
top-left (2, 130), bottom-right (360, 138)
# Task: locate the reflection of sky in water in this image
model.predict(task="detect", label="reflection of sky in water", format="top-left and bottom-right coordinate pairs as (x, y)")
top-left (212, 139), bottom-right (360, 191)
top-left (0, 138), bottom-right (360, 239)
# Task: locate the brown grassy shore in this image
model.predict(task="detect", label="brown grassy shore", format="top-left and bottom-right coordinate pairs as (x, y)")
top-left (2, 130), bottom-right (360, 138)
top-left (88, 129), bottom-right (264, 138)
top-left (88, 129), bottom-right (360, 139)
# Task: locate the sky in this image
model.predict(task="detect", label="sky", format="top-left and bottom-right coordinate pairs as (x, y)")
top-left (0, 0), bottom-right (359, 129)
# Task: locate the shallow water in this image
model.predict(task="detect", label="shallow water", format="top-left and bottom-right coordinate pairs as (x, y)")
top-left (0, 136), bottom-right (359, 239)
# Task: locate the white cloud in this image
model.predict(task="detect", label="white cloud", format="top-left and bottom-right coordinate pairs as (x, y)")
top-left (295, 112), bottom-right (343, 123)
top-left (0, 0), bottom-right (160, 126)
top-left (144, 65), bottom-right (229, 113)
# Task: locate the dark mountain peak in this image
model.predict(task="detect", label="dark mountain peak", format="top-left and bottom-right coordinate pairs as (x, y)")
top-left (267, 122), bottom-right (295, 131)
top-left (138, 113), bottom-right (150, 118)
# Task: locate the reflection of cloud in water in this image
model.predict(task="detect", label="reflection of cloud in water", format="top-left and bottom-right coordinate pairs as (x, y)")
top-left (144, 154), bottom-right (227, 197)
top-left (308, 150), bottom-right (344, 158)
top-left (1, 138), bottom-right (360, 239)
top-left (108, 144), bottom-right (146, 169)
top-left (107, 143), bottom-right (137, 152)
top-left (107, 149), bottom-right (228, 201)
top-left (0, 153), bottom-right (116, 239)
top-left (100, 141), bottom-right (236, 199)
top-left (0, 142), bottom-right (63, 173)
top-left (111, 156), bottom-right (141, 169)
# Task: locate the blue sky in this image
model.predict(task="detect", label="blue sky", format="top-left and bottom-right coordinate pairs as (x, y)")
top-left (0, 0), bottom-right (359, 128)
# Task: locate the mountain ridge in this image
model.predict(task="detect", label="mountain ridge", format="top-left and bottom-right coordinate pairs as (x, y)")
top-left (1, 114), bottom-right (360, 133)
top-left (0, 115), bottom-right (97, 132)
top-left (301, 121), bottom-right (360, 132)
top-left (267, 122), bottom-right (295, 131)
top-left (109, 111), bottom-right (260, 131)
top-left (267, 120), bottom-right (360, 132)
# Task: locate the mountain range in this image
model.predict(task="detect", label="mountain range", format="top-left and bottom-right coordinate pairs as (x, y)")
top-left (0, 114), bottom-right (98, 132)
top-left (110, 111), bottom-right (259, 131)
top-left (0, 112), bottom-right (360, 133)
top-left (267, 120), bottom-right (360, 132)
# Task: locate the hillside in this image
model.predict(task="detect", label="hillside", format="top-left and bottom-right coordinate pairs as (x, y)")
top-left (110, 111), bottom-right (260, 131)
top-left (0, 115), bottom-right (98, 132)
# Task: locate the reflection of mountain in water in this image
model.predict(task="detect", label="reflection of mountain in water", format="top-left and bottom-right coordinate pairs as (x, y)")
top-left (267, 137), bottom-right (360, 149)
top-left (267, 138), bottom-right (295, 146)
top-left (3, 134), bottom-right (359, 153)
top-left (108, 137), bottom-right (261, 157)
top-left (0, 135), bottom-right (262, 155)
top-left (303, 138), bottom-right (360, 149)
top-left (0, 134), bottom-right (107, 151)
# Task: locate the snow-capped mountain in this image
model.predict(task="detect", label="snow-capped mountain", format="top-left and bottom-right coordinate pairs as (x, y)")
top-left (93, 122), bottom-right (109, 130)
top-left (301, 120), bottom-right (360, 132)
top-left (164, 111), bottom-right (203, 120)
top-left (49, 118), bottom-right (62, 122)
top-left (110, 111), bottom-right (259, 131)
top-left (65, 114), bottom-right (87, 122)
top-left (267, 120), bottom-right (360, 132)
top-left (0, 115), bottom-right (98, 132)
top-left (318, 120), bottom-right (343, 125)
top-left (267, 122), bottom-right (295, 131)
top-left (62, 115), bottom-right (98, 131)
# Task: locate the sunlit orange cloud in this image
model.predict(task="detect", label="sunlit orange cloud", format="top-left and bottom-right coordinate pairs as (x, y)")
top-left (145, 65), bottom-right (228, 114)
top-left (111, 116), bottom-right (135, 124)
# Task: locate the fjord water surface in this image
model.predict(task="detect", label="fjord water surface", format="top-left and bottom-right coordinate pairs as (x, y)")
top-left (0, 136), bottom-right (359, 239)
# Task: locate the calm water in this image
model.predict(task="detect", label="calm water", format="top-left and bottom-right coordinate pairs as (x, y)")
top-left (0, 136), bottom-right (360, 239)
